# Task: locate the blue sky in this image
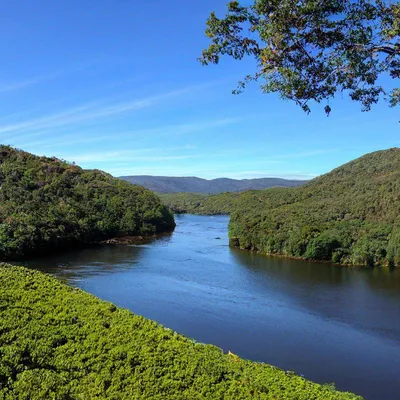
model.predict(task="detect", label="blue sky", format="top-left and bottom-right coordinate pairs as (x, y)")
top-left (0, 0), bottom-right (398, 180)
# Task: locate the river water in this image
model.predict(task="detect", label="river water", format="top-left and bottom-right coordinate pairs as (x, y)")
top-left (23, 214), bottom-right (400, 400)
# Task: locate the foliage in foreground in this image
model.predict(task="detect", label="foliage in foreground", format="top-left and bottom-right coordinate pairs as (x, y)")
top-left (229, 148), bottom-right (400, 267)
top-left (0, 265), bottom-right (362, 400)
top-left (200, 0), bottom-right (400, 114)
top-left (0, 146), bottom-right (175, 260)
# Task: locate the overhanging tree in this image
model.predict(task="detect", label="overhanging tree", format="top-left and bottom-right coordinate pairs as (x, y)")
top-left (200, 0), bottom-right (400, 114)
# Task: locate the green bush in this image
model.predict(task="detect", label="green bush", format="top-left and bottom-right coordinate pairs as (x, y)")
top-left (304, 233), bottom-right (341, 261)
top-left (0, 265), bottom-right (363, 399)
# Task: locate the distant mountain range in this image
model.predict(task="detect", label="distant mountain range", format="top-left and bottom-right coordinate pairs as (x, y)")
top-left (119, 175), bottom-right (308, 194)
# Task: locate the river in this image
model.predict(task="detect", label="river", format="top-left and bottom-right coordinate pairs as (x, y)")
top-left (23, 214), bottom-right (400, 400)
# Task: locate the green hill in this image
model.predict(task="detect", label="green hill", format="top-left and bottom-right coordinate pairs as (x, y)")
top-left (160, 191), bottom-right (284, 215)
top-left (229, 148), bottom-right (400, 267)
top-left (0, 146), bottom-right (175, 260)
top-left (160, 192), bottom-right (238, 214)
top-left (0, 265), bottom-right (362, 400)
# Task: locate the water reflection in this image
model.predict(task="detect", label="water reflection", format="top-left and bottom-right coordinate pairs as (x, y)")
top-left (19, 245), bottom-right (145, 283)
top-left (231, 248), bottom-right (400, 344)
top-left (20, 233), bottom-right (175, 283)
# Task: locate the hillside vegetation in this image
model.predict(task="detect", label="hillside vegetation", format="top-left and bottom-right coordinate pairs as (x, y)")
top-left (160, 192), bottom-right (237, 214)
top-left (121, 175), bottom-right (307, 194)
top-left (0, 265), bottom-right (362, 400)
top-left (229, 149), bottom-right (400, 267)
top-left (160, 191), bottom-right (286, 215)
top-left (0, 146), bottom-right (175, 260)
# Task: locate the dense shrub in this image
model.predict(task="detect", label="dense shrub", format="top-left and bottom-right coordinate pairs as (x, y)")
top-left (0, 265), bottom-right (363, 399)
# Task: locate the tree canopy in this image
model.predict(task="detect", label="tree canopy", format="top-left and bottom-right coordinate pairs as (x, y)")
top-left (200, 0), bottom-right (400, 114)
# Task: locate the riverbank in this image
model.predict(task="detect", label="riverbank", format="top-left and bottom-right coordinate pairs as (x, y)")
top-left (100, 230), bottom-right (174, 245)
top-left (229, 237), bottom-right (400, 268)
top-left (0, 264), bottom-right (362, 399)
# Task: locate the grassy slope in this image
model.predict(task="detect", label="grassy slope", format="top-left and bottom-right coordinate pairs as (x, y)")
top-left (229, 148), bottom-right (400, 266)
top-left (0, 265), bottom-right (362, 400)
top-left (0, 146), bottom-right (175, 260)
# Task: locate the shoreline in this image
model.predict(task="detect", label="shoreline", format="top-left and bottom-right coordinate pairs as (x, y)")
top-left (100, 230), bottom-right (174, 245)
top-left (229, 241), bottom-right (399, 269)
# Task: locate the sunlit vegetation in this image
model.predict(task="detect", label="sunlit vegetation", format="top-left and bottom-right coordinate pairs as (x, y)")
top-left (0, 146), bottom-right (175, 260)
top-left (0, 265), bottom-right (363, 399)
top-left (229, 149), bottom-right (400, 267)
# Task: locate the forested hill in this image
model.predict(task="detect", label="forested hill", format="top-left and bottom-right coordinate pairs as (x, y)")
top-left (119, 175), bottom-right (308, 194)
top-left (160, 192), bottom-right (248, 215)
top-left (229, 148), bottom-right (400, 267)
top-left (0, 146), bottom-right (175, 260)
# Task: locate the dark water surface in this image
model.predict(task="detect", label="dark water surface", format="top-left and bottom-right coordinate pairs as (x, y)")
top-left (23, 215), bottom-right (400, 400)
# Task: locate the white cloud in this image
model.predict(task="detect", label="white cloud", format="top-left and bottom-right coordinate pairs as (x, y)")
top-left (0, 82), bottom-right (225, 142)
top-left (61, 146), bottom-right (199, 164)
top-left (101, 117), bottom-right (240, 140)
top-left (73, 153), bottom-right (199, 163)
top-left (9, 117), bottom-right (239, 150)
top-left (0, 64), bottom-right (89, 94)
